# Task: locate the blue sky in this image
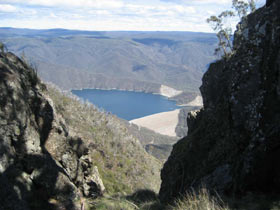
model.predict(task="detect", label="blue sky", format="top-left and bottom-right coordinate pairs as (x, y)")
top-left (0, 0), bottom-right (265, 32)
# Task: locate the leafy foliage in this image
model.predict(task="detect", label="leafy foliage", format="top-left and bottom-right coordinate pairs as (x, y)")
top-left (207, 11), bottom-right (235, 58)
top-left (232, 0), bottom-right (256, 17)
top-left (207, 0), bottom-right (256, 58)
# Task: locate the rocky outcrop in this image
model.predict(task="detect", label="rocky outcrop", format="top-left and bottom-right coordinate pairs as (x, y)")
top-left (0, 50), bottom-right (161, 209)
top-left (175, 107), bottom-right (201, 138)
top-left (160, 0), bottom-right (280, 203)
top-left (0, 52), bottom-right (106, 209)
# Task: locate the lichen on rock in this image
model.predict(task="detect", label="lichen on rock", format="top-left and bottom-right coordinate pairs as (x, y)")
top-left (159, 0), bottom-right (280, 204)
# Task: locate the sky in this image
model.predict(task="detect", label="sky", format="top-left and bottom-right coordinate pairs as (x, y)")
top-left (0, 0), bottom-right (266, 33)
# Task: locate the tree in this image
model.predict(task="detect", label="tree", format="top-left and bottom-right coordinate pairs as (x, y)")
top-left (207, 0), bottom-right (256, 58)
top-left (232, 0), bottom-right (249, 18)
top-left (232, 0), bottom-right (256, 18)
top-left (207, 10), bottom-right (234, 58)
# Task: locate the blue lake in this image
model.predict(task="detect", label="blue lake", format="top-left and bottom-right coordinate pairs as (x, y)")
top-left (71, 89), bottom-right (180, 121)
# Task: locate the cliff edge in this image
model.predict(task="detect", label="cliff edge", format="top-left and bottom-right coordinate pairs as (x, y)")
top-left (160, 0), bottom-right (280, 203)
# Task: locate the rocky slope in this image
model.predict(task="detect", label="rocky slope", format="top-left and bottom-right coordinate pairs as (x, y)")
top-left (160, 0), bottom-right (280, 203)
top-left (0, 51), bottom-right (161, 210)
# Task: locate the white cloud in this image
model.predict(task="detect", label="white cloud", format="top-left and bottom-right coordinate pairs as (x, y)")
top-left (182, 0), bottom-right (230, 4)
top-left (0, 0), bottom-right (124, 8)
top-left (119, 4), bottom-right (197, 18)
top-left (49, 12), bottom-right (57, 18)
top-left (0, 4), bottom-right (17, 12)
top-left (190, 0), bottom-right (231, 4)
top-left (0, 11), bottom-right (213, 32)
top-left (161, 0), bottom-right (231, 5)
top-left (175, 5), bottom-right (196, 14)
top-left (94, 10), bottom-right (111, 15)
top-left (0, 0), bottom-right (266, 32)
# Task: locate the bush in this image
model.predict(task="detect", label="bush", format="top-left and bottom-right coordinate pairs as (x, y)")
top-left (127, 189), bottom-right (158, 205)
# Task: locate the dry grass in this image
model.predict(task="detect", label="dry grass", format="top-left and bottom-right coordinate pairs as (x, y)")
top-left (90, 197), bottom-right (138, 210)
top-left (169, 188), bottom-right (230, 210)
top-left (90, 188), bottom-right (231, 210)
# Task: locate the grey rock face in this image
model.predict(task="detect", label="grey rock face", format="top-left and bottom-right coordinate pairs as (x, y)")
top-left (160, 0), bottom-right (280, 203)
top-left (175, 107), bottom-right (201, 138)
top-left (83, 166), bottom-right (105, 197)
top-left (0, 52), bottom-right (105, 209)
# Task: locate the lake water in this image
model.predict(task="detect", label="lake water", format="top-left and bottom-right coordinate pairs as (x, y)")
top-left (71, 89), bottom-right (180, 120)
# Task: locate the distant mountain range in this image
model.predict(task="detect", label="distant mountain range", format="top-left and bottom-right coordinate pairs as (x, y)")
top-left (0, 28), bottom-right (217, 96)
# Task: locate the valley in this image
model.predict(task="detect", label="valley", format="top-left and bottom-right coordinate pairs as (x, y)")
top-left (0, 28), bottom-right (216, 105)
top-left (0, 28), bottom-right (209, 161)
top-left (1, 1), bottom-right (279, 208)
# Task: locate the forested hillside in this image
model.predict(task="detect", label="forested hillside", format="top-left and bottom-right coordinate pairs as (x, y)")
top-left (0, 29), bottom-right (216, 95)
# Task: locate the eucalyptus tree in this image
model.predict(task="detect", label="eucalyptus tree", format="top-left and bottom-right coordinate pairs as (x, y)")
top-left (207, 0), bottom-right (256, 58)
top-left (232, 0), bottom-right (256, 18)
top-left (207, 10), bottom-right (235, 58)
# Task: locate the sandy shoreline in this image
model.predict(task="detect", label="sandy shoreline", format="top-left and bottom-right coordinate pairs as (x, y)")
top-left (130, 109), bottom-right (180, 137)
top-left (160, 85), bottom-right (183, 98)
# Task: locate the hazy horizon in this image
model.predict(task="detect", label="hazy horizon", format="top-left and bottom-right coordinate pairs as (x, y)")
top-left (0, 26), bottom-right (217, 33)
